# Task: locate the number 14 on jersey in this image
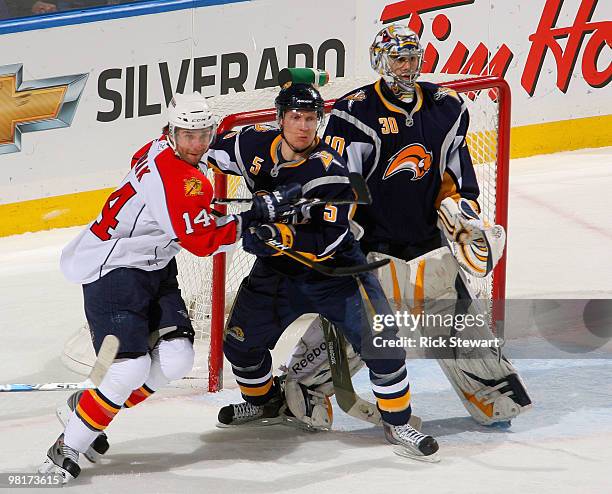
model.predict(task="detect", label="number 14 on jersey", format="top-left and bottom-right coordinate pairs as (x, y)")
top-left (182, 208), bottom-right (211, 234)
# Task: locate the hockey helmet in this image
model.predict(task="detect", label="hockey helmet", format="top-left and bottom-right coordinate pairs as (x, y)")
top-left (167, 92), bottom-right (217, 150)
top-left (370, 24), bottom-right (424, 90)
top-left (275, 83), bottom-right (325, 124)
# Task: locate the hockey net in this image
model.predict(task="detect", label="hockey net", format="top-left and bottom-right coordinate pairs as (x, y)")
top-left (63, 74), bottom-right (510, 393)
top-left (178, 74), bottom-right (510, 391)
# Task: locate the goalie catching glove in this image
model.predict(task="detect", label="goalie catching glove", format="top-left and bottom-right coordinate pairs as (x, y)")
top-left (437, 197), bottom-right (506, 278)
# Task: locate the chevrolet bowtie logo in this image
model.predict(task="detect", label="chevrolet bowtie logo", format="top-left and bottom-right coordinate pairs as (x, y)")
top-left (0, 64), bottom-right (88, 155)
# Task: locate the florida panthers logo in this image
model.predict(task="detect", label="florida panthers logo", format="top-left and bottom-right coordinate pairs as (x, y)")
top-left (383, 143), bottom-right (432, 181)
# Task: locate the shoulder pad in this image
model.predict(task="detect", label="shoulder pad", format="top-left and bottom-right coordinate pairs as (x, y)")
top-left (310, 142), bottom-right (346, 172)
top-left (243, 123), bottom-right (278, 134)
top-left (333, 83), bottom-right (374, 112)
top-left (236, 125), bottom-right (280, 147)
top-left (419, 82), bottom-right (463, 106)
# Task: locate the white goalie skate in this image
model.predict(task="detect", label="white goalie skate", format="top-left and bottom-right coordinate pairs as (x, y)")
top-left (384, 422), bottom-right (440, 463)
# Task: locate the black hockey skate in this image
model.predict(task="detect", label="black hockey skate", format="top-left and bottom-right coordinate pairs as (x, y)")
top-left (56, 390), bottom-right (109, 463)
top-left (383, 422), bottom-right (440, 462)
top-left (38, 433), bottom-right (80, 483)
top-left (217, 379), bottom-right (285, 428)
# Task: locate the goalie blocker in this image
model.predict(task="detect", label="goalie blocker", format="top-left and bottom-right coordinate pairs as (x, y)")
top-left (284, 247), bottom-right (531, 426)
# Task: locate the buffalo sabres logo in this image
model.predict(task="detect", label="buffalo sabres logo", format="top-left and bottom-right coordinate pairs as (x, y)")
top-left (253, 124), bottom-right (275, 132)
top-left (184, 177), bottom-right (204, 196)
top-left (343, 90), bottom-right (366, 110)
top-left (434, 87), bottom-right (460, 102)
top-left (224, 326), bottom-right (245, 342)
top-left (383, 143), bottom-right (432, 181)
top-left (310, 150), bottom-right (335, 170)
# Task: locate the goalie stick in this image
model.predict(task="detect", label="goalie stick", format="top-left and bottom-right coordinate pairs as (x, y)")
top-left (0, 335), bottom-right (119, 392)
top-left (321, 317), bottom-right (422, 430)
top-left (212, 172), bottom-right (372, 207)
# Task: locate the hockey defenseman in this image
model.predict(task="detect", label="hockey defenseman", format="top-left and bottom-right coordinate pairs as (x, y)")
top-left (206, 81), bottom-right (440, 461)
top-left (39, 92), bottom-right (302, 483)
top-left (286, 24), bottom-right (531, 428)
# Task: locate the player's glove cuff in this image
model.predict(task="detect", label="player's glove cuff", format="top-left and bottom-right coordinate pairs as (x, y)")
top-left (242, 223), bottom-right (295, 257)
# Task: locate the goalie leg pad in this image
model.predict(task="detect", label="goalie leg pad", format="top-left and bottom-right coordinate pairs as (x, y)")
top-left (368, 247), bottom-right (459, 309)
top-left (283, 379), bottom-right (333, 430)
top-left (283, 316), bottom-right (364, 396)
top-left (368, 249), bottom-right (532, 425)
top-left (438, 358), bottom-right (532, 425)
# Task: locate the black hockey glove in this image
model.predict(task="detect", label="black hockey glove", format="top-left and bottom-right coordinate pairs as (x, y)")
top-left (250, 183), bottom-right (302, 223)
top-left (242, 224), bottom-right (294, 257)
top-left (277, 198), bottom-right (315, 225)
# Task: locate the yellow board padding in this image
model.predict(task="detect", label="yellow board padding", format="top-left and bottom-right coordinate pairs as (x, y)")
top-left (0, 187), bottom-right (113, 237)
top-left (510, 114), bottom-right (612, 159)
top-left (1, 115), bottom-right (610, 238)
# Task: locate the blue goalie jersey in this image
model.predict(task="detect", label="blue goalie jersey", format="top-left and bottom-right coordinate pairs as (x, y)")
top-left (207, 125), bottom-right (356, 277)
top-left (324, 79), bottom-right (481, 248)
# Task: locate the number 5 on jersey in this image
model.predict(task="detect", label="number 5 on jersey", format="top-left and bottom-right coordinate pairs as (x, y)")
top-left (182, 208), bottom-right (211, 234)
top-left (324, 205), bottom-right (337, 222)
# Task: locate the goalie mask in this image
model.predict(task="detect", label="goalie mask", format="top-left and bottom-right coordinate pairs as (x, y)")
top-left (166, 92), bottom-right (217, 156)
top-left (370, 24), bottom-right (424, 99)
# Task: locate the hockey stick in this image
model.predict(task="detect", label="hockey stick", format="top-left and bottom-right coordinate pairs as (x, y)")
top-left (212, 172), bottom-right (372, 207)
top-left (257, 232), bottom-right (390, 277)
top-left (321, 317), bottom-right (422, 430)
top-left (208, 208), bottom-right (389, 277)
top-left (321, 317), bottom-right (381, 425)
top-left (0, 335), bottom-right (120, 392)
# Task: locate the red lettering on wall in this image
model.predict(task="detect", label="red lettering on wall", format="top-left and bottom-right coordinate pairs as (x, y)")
top-left (380, 0), bottom-right (611, 97)
top-left (380, 0), bottom-right (513, 101)
top-left (522, 0), bottom-right (611, 95)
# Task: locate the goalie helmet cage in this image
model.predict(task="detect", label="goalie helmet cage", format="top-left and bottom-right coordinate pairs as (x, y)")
top-left (177, 74), bottom-right (510, 392)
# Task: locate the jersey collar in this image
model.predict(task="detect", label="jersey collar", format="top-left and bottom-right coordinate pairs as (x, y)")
top-left (269, 134), bottom-right (319, 177)
top-left (374, 78), bottom-right (423, 127)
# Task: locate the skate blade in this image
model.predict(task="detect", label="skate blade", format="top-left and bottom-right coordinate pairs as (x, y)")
top-left (281, 415), bottom-right (328, 433)
top-left (38, 458), bottom-right (74, 484)
top-left (215, 417), bottom-right (285, 429)
top-left (392, 445), bottom-right (441, 463)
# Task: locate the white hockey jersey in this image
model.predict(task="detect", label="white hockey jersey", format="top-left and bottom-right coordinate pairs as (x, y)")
top-left (61, 136), bottom-right (238, 284)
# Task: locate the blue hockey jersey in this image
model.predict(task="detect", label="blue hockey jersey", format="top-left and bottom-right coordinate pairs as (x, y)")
top-left (207, 125), bottom-right (356, 277)
top-left (324, 79), bottom-right (480, 247)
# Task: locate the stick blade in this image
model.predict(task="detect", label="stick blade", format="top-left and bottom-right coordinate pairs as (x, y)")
top-left (89, 335), bottom-right (120, 387)
top-left (324, 258), bottom-right (390, 277)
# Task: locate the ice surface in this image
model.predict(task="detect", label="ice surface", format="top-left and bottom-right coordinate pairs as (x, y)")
top-left (1, 148), bottom-right (611, 493)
